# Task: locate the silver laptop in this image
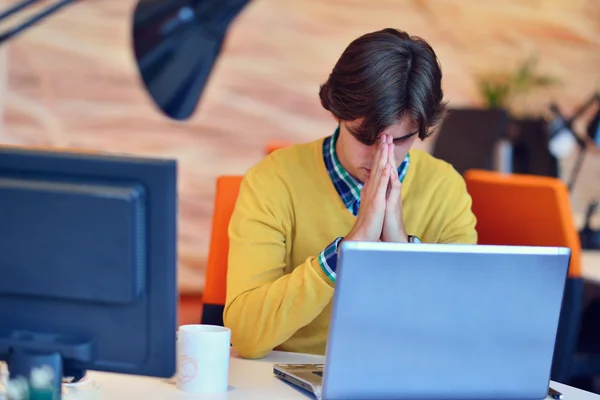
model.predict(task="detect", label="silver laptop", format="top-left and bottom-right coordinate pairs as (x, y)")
top-left (274, 241), bottom-right (570, 400)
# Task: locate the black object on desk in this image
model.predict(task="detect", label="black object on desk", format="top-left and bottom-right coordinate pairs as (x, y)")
top-left (431, 108), bottom-right (510, 175)
top-left (580, 200), bottom-right (600, 250)
top-left (510, 117), bottom-right (559, 178)
top-left (548, 386), bottom-right (564, 399)
top-left (0, 147), bottom-right (178, 399)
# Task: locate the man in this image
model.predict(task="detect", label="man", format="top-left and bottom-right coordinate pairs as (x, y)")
top-left (224, 28), bottom-right (477, 359)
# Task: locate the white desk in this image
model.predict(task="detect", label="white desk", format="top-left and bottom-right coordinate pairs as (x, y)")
top-left (82, 349), bottom-right (599, 399)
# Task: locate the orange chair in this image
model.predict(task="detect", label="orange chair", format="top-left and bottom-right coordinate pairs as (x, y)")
top-left (465, 169), bottom-right (581, 276)
top-left (464, 169), bottom-right (586, 383)
top-left (265, 141), bottom-right (291, 155)
top-left (201, 176), bottom-right (244, 326)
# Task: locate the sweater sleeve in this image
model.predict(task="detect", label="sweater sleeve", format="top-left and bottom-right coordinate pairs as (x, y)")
top-left (437, 166), bottom-right (478, 244)
top-left (223, 163), bottom-right (336, 359)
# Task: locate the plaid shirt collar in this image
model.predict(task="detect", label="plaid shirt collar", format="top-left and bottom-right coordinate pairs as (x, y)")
top-left (322, 126), bottom-right (410, 216)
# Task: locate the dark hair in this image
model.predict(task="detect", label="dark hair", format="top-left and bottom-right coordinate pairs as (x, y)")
top-left (319, 28), bottom-right (447, 145)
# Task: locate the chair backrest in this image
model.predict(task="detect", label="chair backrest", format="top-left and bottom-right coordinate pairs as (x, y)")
top-left (265, 141), bottom-right (291, 154)
top-left (465, 169), bottom-right (584, 382)
top-left (464, 169), bottom-right (581, 278)
top-left (201, 175), bottom-right (243, 326)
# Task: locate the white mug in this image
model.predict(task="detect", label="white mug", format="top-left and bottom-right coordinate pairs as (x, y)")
top-left (176, 324), bottom-right (231, 393)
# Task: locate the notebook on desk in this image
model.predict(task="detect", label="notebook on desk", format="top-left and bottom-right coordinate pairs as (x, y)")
top-left (273, 242), bottom-right (570, 400)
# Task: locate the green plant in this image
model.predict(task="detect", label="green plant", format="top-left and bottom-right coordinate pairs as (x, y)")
top-left (476, 55), bottom-right (560, 112)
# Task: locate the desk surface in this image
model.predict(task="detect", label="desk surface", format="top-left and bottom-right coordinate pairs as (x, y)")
top-left (82, 350), bottom-right (599, 400)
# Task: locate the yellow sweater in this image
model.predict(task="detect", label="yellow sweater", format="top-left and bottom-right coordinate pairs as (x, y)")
top-left (224, 138), bottom-right (477, 359)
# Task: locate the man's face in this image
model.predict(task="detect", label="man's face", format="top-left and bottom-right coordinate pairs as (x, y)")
top-left (336, 118), bottom-right (419, 184)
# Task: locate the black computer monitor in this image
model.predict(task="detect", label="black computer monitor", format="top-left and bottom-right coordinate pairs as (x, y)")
top-left (431, 108), bottom-right (510, 175)
top-left (0, 146), bottom-right (177, 396)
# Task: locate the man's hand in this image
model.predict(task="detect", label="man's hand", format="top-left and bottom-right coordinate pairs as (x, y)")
top-left (344, 136), bottom-right (390, 242)
top-left (380, 134), bottom-right (408, 243)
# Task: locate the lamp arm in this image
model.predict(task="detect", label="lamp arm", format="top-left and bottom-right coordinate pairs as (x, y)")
top-left (0, 0), bottom-right (79, 45)
top-left (568, 92), bottom-right (600, 124)
top-left (567, 146), bottom-right (586, 192)
top-left (550, 96), bottom-right (595, 150)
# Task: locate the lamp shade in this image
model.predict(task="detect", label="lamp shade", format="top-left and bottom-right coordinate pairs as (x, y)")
top-left (132, 0), bottom-right (250, 120)
top-left (548, 115), bottom-right (578, 159)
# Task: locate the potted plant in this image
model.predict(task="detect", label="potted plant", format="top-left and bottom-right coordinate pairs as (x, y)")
top-left (476, 55), bottom-right (562, 176)
top-left (476, 54), bottom-right (561, 113)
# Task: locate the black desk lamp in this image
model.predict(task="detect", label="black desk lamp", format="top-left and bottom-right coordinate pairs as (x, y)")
top-left (0, 0), bottom-right (251, 120)
top-left (548, 93), bottom-right (600, 250)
